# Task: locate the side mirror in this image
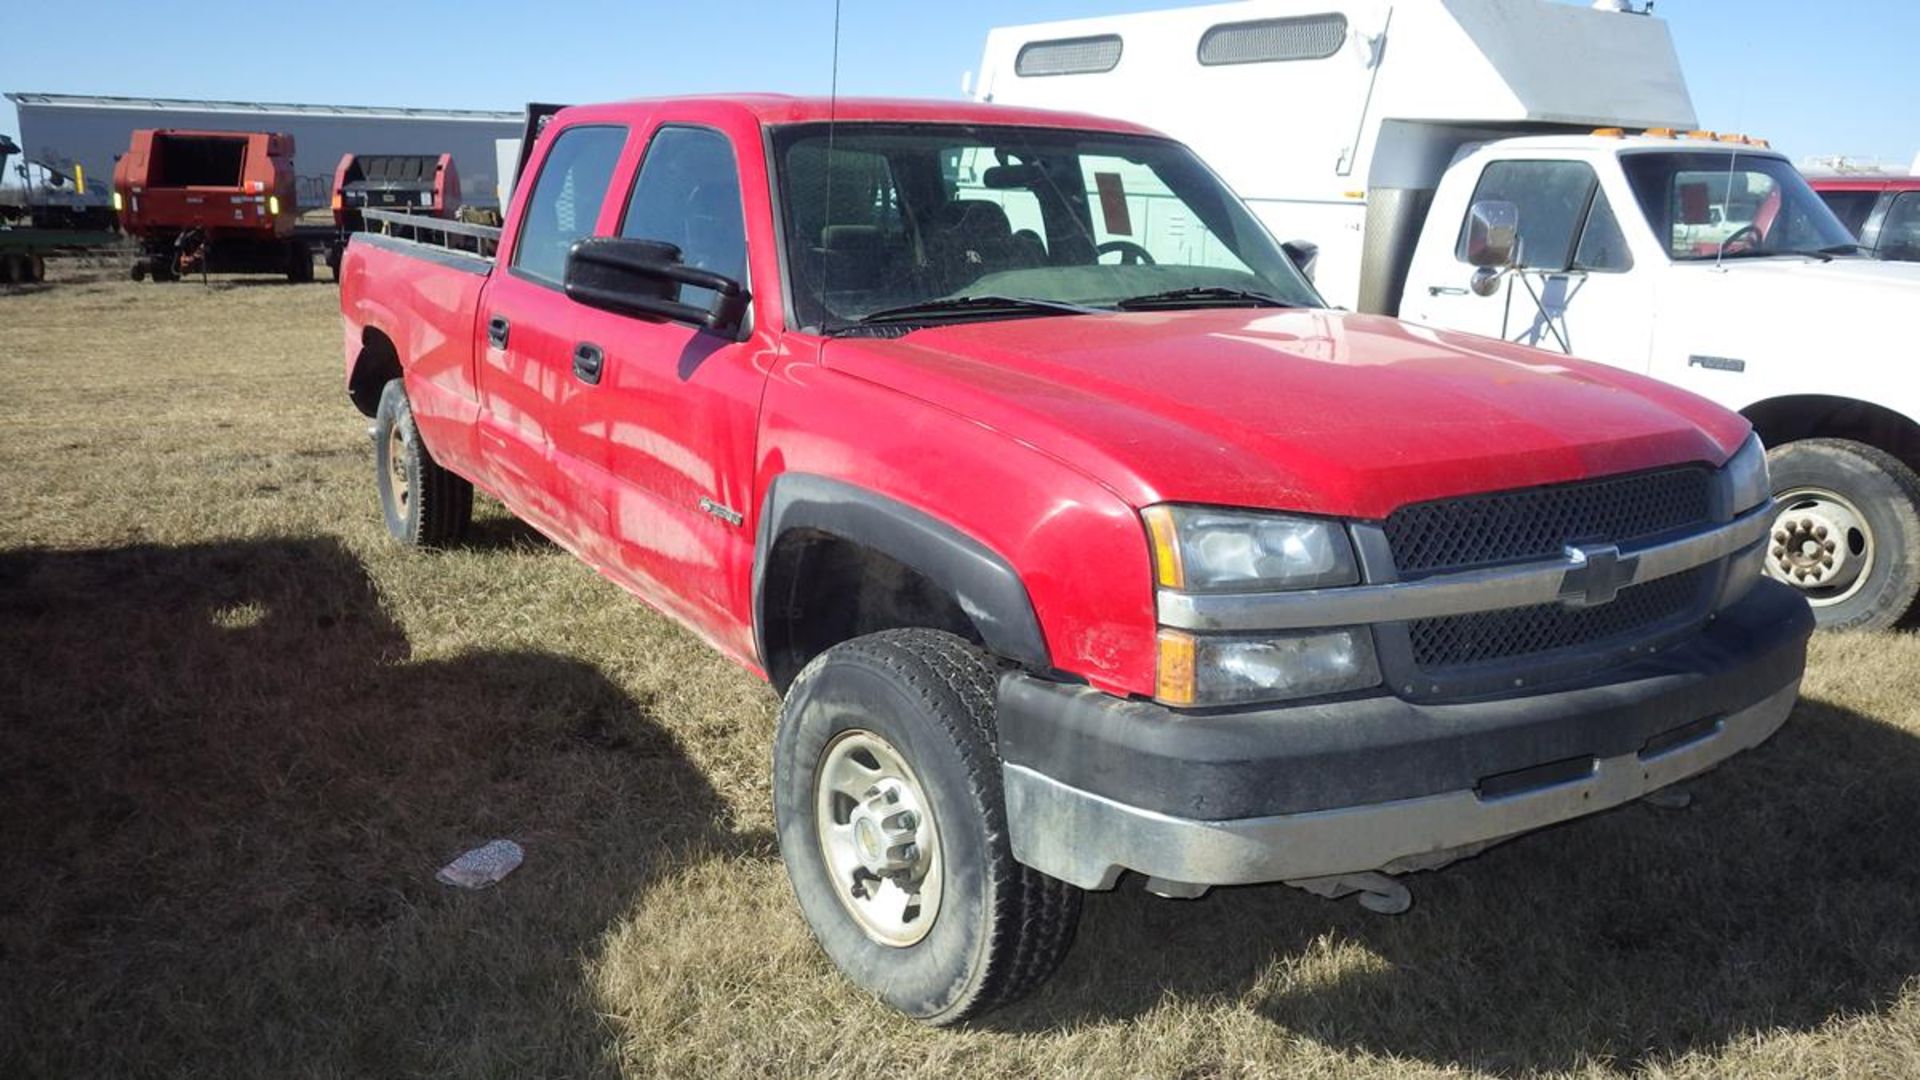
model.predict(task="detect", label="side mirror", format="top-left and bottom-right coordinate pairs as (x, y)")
top-left (1464, 200), bottom-right (1519, 268)
top-left (1281, 239), bottom-right (1319, 281)
top-left (564, 236), bottom-right (749, 340)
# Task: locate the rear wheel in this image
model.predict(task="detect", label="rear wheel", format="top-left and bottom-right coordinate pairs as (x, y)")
top-left (773, 629), bottom-right (1081, 1025)
top-left (1765, 438), bottom-right (1920, 631)
top-left (373, 379), bottom-right (472, 546)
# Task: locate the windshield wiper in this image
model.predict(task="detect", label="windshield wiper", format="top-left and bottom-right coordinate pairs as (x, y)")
top-left (839, 294), bottom-right (1103, 331)
top-left (1798, 243), bottom-right (1858, 262)
top-left (1113, 286), bottom-right (1299, 311)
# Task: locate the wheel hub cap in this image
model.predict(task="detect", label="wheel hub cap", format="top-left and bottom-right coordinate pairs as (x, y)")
top-left (815, 730), bottom-right (942, 947)
top-left (1767, 490), bottom-right (1871, 604)
top-left (387, 427), bottom-right (410, 513)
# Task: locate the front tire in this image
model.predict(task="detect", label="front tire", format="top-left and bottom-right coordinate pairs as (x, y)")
top-left (373, 379), bottom-right (472, 547)
top-left (1765, 438), bottom-right (1920, 631)
top-left (773, 629), bottom-right (1081, 1025)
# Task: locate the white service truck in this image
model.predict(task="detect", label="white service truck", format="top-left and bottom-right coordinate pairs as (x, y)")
top-left (978, 0), bottom-right (1920, 631)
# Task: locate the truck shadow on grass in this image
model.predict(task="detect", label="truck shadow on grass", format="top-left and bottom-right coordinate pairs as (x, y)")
top-left (0, 536), bottom-right (756, 1078)
top-left (1012, 692), bottom-right (1920, 1072)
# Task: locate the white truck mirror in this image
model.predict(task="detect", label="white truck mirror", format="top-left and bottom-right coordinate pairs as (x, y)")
top-left (1464, 200), bottom-right (1519, 268)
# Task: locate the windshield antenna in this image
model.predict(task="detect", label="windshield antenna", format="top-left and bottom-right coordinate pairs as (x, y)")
top-left (821, 0), bottom-right (841, 325)
top-left (1713, 145), bottom-right (1739, 272)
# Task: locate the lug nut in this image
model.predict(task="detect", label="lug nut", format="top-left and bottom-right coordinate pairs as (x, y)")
top-left (1815, 525), bottom-right (1829, 540)
top-left (1774, 530), bottom-right (1790, 544)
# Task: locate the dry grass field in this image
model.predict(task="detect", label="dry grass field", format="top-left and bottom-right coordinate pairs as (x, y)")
top-left (4, 263), bottom-right (1920, 1079)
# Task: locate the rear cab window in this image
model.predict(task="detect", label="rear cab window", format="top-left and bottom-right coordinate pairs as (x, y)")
top-left (510, 124), bottom-right (629, 286)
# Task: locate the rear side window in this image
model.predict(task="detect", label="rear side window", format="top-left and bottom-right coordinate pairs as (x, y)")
top-left (511, 124), bottom-right (627, 285)
top-left (621, 126), bottom-right (749, 307)
top-left (1457, 160), bottom-right (1627, 272)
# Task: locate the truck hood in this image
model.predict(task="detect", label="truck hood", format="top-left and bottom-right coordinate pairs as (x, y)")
top-left (822, 309), bottom-right (1747, 520)
top-left (1711, 253), bottom-right (1920, 296)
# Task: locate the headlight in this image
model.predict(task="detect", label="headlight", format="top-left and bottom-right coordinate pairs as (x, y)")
top-left (1726, 432), bottom-right (1769, 512)
top-left (1143, 505), bottom-right (1359, 592)
top-left (1157, 627), bottom-right (1380, 707)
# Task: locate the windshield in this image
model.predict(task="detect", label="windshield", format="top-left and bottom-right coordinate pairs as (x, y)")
top-left (770, 122), bottom-right (1321, 331)
top-left (1620, 151), bottom-right (1857, 261)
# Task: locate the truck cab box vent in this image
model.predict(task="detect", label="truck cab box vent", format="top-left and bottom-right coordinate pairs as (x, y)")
top-left (1198, 13), bottom-right (1348, 66)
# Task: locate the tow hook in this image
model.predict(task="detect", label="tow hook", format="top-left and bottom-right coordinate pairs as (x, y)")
top-left (1287, 871), bottom-right (1414, 915)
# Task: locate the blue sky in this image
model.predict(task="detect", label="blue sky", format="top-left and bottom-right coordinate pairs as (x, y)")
top-left (2, 0), bottom-right (1914, 169)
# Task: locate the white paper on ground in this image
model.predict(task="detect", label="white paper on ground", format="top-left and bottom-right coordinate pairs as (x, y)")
top-left (436, 839), bottom-right (524, 888)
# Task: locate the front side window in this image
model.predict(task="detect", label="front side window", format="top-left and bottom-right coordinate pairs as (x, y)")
top-left (512, 124), bottom-right (628, 285)
top-left (1621, 151), bottom-right (1857, 261)
top-left (1879, 193), bottom-right (1920, 262)
top-left (1456, 160), bottom-right (1630, 272)
top-left (773, 122), bottom-right (1319, 331)
top-left (621, 126), bottom-right (749, 307)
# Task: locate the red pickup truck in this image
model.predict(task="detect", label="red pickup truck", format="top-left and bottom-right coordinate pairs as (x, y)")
top-left (339, 95), bottom-right (1812, 1024)
top-left (1809, 176), bottom-right (1920, 262)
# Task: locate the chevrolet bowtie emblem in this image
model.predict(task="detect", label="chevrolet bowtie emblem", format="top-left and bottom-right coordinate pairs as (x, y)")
top-left (1559, 542), bottom-right (1638, 607)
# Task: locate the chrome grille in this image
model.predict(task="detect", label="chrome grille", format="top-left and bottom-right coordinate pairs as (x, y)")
top-left (1384, 467), bottom-right (1714, 576)
top-left (1408, 565), bottom-right (1714, 670)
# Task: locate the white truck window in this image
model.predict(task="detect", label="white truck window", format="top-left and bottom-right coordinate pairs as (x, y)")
top-left (1454, 160), bottom-right (1624, 272)
top-left (1620, 152), bottom-right (1856, 261)
top-left (1572, 189), bottom-right (1632, 273)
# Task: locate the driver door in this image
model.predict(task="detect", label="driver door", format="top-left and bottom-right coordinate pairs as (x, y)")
top-left (1403, 157), bottom-right (1655, 373)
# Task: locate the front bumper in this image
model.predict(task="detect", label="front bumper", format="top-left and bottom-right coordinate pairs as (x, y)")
top-left (997, 578), bottom-right (1812, 892)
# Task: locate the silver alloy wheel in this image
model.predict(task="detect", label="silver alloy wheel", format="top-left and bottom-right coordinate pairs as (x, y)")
top-left (814, 729), bottom-right (943, 947)
top-left (1766, 487), bottom-right (1873, 606)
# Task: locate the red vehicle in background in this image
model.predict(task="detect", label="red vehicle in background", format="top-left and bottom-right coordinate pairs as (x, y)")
top-left (1808, 175), bottom-right (1920, 262)
top-left (325, 152), bottom-right (461, 277)
top-left (111, 128), bottom-right (313, 282)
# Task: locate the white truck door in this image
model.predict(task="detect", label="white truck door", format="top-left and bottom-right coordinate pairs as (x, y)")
top-left (1401, 154), bottom-right (1655, 372)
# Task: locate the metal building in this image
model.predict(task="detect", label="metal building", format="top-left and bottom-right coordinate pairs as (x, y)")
top-left (6, 92), bottom-right (523, 213)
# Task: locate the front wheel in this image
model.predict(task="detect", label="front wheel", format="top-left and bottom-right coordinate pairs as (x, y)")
top-left (1764, 438), bottom-right (1920, 631)
top-left (773, 629), bottom-right (1081, 1025)
top-left (373, 379), bottom-right (472, 547)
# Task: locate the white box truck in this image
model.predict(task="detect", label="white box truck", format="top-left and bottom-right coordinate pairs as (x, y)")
top-left (978, 0), bottom-right (1920, 631)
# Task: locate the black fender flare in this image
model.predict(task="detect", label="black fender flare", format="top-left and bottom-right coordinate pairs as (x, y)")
top-left (752, 473), bottom-right (1050, 690)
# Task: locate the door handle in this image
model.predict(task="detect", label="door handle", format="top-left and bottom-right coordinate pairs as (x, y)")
top-left (486, 314), bottom-right (510, 349)
top-left (1428, 286), bottom-right (1470, 296)
top-left (573, 342), bottom-right (605, 385)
